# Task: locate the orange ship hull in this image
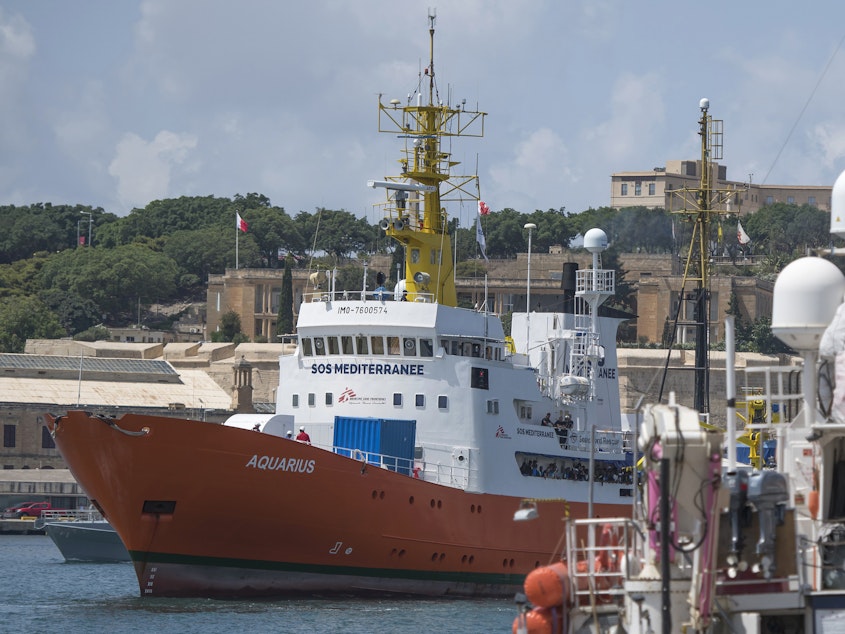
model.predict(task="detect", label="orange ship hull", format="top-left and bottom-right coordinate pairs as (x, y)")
top-left (50, 410), bottom-right (624, 598)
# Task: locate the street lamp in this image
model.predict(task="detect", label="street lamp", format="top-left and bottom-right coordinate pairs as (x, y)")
top-left (524, 223), bottom-right (536, 356)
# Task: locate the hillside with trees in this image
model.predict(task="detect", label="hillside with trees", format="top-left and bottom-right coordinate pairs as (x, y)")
top-left (0, 194), bottom-right (839, 353)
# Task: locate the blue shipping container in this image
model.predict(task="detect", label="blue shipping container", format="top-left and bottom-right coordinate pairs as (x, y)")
top-left (333, 417), bottom-right (416, 476)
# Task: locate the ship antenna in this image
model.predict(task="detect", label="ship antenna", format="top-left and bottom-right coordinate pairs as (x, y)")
top-left (427, 9), bottom-right (436, 106)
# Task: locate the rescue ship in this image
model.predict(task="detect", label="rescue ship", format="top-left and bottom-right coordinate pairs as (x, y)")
top-left (49, 14), bottom-right (633, 598)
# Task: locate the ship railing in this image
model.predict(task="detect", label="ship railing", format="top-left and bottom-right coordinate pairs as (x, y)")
top-left (305, 290), bottom-right (435, 304)
top-left (742, 365), bottom-right (805, 427)
top-left (41, 508), bottom-right (104, 522)
top-left (563, 429), bottom-right (634, 454)
top-left (333, 445), bottom-right (472, 488)
top-left (565, 517), bottom-right (644, 607)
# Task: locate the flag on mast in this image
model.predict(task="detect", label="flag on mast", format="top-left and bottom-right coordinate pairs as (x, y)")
top-left (237, 212), bottom-right (249, 233)
top-left (475, 214), bottom-right (488, 262)
top-left (737, 221), bottom-right (750, 245)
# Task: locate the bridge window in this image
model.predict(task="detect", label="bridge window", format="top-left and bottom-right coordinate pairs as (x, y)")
top-left (403, 337), bottom-right (417, 356)
top-left (356, 335), bottom-right (369, 354)
top-left (314, 338), bottom-right (326, 356)
top-left (371, 336), bottom-right (385, 355)
top-left (420, 338), bottom-right (434, 357)
top-left (327, 336), bottom-right (340, 355)
top-left (301, 338), bottom-right (313, 356)
top-left (387, 336), bottom-right (401, 356)
top-left (341, 336), bottom-right (354, 354)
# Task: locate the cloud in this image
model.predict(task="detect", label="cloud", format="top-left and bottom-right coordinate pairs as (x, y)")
top-left (108, 130), bottom-right (198, 210)
top-left (488, 127), bottom-right (571, 212)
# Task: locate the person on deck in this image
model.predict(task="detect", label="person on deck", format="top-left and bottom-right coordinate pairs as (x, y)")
top-left (296, 426), bottom-right (311, 444)
top-left (541, 413), bottom-right (552, 427)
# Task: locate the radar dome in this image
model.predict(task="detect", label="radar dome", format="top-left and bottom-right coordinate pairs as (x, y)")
top-left (583, 228), bottom-right (608, 253)
top-left (771, 257), bottom-right (845, 351)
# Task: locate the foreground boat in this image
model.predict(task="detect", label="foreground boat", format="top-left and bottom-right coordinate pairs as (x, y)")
top-left (50, 14), bottom-right (633, 599)
top-left (512, 175), bottom-right (845, 632)
top-left (45, 519), bottom-right (129, 563)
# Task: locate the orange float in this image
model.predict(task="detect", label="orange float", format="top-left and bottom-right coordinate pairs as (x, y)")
top-left (523, 561), bottom-right (570, 608)
top-left (512, 606), bottom-right (564, 634)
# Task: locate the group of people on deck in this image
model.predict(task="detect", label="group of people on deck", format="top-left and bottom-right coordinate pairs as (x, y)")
top-left (541, 411), bottom-right (574, 448)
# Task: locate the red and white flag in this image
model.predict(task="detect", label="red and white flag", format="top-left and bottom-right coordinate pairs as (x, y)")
top-left (478, 201), bottom-right (490, 215)
top-left (737, 221), bottom-right (750, 245)
top-left (237, 212), bottom-right (248, 233)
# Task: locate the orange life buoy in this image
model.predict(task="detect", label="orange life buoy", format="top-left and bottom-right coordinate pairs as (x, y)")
top-left (523, 561), bottom-right (570, 609)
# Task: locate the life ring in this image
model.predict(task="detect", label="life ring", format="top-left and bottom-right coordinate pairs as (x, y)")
top-left (597, 523), bottom-right (623, 572)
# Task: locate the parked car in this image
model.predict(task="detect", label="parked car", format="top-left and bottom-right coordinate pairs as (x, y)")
top-left (2, 501), bottom-right (52, 518)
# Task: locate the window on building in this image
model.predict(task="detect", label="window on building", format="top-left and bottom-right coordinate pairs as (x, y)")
top-left (621, 183), bottom-right (628, 195)
top-left (415, 394), bottom-right (425, 407)
top-left (438, 395), bottom-right (448, 409)
top-left (648, 183), bottom-right (655, 196)
top-left (809, 196), bottom-right (816, 206)
top-left (635, 182), bottom-right (642, 196)
top-left (787, 196), bottom-right (795, 204)
top-left (393, 393), bottom-right (402, 406)
top-left (41, 426), bottom-right (55, 449)
top-left (3, 424), bottom-right (15, 448)
top-left (270, 287), bottom-right (281, 313)
top-left (766, 195), bottom-right (774, 204)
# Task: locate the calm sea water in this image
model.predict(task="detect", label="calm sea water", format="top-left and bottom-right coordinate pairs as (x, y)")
top-left (0, 535), bottom-right (515, 633)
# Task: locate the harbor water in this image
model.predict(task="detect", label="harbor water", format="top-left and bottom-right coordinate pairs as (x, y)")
top-left (0, 535), bottom-right (514, 633)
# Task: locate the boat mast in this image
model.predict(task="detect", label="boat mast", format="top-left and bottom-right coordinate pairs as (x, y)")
top-left (371, 11), bottom-right (486, 307)
top-left (669, 99), bottom-right (739, 418)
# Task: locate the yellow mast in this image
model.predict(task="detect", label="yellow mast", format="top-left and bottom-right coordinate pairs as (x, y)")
top-left (669, 98), bottom-right (742, 415)
top-left (372, 11), bottom-right (485, 307)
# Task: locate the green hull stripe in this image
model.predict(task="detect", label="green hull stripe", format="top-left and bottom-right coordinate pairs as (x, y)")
top-left (129, 550), bottom-right (525, 586)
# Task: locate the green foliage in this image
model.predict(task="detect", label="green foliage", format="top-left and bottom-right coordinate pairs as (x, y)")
top-left (276, 257), bottom-right (295, 337)
top-left (297, 209), bottom-right (377, 261)
top-left (73, 325), bottom-right (111, 342)
top-left (456, 260), bottom-right (488, 277)
top-left (244, 207), bottom-right (303, 268)
top-left (0, 296), bottom-right (65, 352)
top-left (40, 244), bottom-right (179, 322)
top-left (219, 310), bottom-right (242, 342)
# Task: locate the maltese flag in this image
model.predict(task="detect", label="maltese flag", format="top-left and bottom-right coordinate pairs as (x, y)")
top-left (237, 212), bottom-right (248, 233)
top-left (478, 201), bottom-right (490, 215)
top-left (737, 221), bottom-right (750, 245)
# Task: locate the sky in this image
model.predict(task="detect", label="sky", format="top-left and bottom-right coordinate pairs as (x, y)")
top-left (3, 0), bottom-right (845, 231)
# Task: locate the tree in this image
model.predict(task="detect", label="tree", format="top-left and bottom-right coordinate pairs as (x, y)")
top-left (0, 296), bottom-right (65, 352)
top-left (275, 257), bottom-right (295, 338)
top-left (298, 209), bottom-right (377, 261)
top-left (244, 207), bottom-right (303, 268)
top-left (218, 310), bottom-right (243, 342)
top-left (40, 244), bottom-right (179, 322)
